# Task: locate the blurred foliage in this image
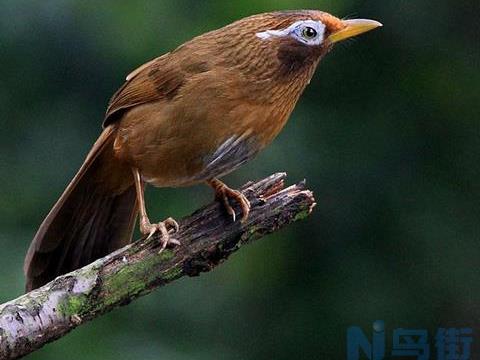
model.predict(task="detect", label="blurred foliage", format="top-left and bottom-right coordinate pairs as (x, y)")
top-left (1, 0), bottom-right (479, 359)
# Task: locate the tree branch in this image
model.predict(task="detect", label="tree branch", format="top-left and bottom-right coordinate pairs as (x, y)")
top-left (0, 173), bottom-right (315, 360)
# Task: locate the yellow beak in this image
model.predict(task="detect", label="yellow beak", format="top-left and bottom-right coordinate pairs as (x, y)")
top-left (327, 19), bottom-right (383, 43)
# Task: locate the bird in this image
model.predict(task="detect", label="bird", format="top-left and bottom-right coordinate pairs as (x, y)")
top-left (24, 10), bottom-right (382, 291)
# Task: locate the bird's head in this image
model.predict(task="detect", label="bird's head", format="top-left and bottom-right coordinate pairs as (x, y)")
top-left (254, 10), bottom-right (382, 48)
top-left (207, 10), bottom-right (382, 83)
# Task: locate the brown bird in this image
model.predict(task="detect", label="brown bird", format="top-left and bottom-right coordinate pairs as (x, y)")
top-left (24, 10), bottom-right (382, 291)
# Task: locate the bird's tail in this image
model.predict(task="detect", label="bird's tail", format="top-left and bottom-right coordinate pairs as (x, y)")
top-left (24, 126), bottom-right (137, 291)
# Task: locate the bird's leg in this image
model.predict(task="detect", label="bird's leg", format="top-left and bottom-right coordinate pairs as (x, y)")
top-left (207, 178), bottom-right (250, 223)
top-left (132, 168), bottom-right (180, 251)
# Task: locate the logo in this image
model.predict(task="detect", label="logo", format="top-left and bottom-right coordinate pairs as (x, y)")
top-left (347, 321), bottom-right (473, 360)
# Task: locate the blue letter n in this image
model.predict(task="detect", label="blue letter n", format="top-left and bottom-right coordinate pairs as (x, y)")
top-left (347, 321), bottom-right (385, 360)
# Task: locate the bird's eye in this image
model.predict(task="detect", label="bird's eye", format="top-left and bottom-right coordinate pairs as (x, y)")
top-left (301, 26), bottom-right (318, 40)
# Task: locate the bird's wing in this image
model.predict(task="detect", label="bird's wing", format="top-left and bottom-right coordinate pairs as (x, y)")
top-left (103, 53), bottom-right (186, 127)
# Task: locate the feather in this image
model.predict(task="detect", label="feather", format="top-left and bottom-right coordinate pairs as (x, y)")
top-left (24, 127), bottom-right (137, 291)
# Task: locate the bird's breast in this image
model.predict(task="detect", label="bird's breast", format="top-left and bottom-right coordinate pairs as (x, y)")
top-left (113, 71), bottom-right (300, 187)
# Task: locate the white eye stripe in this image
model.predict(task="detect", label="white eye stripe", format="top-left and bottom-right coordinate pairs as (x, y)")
top-left (256, 20), bottom-right (326, 46)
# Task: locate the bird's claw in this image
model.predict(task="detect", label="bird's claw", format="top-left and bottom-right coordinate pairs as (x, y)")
top-left (216, 186), bottom-right (251, 223)
top-left (140, 217), bottom-right (180, 253)
top-left (164, 217), bottom-right (180, 233)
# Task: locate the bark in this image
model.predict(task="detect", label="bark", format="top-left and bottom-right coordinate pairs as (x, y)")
top-left (0, 173), bottom-right (315, 360)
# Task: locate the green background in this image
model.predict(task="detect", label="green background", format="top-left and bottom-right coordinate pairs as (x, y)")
top-left (1, 0), bottom-right (479, 359)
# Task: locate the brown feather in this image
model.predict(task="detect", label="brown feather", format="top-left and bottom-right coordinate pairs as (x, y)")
top-left (24, 126), bottom-right (137, 291)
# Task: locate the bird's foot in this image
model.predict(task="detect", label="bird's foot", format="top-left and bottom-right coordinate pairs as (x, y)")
top-left (140, 217), bottom-right (180, 253)
top-left (209, 179), bottom-right (250, 223)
